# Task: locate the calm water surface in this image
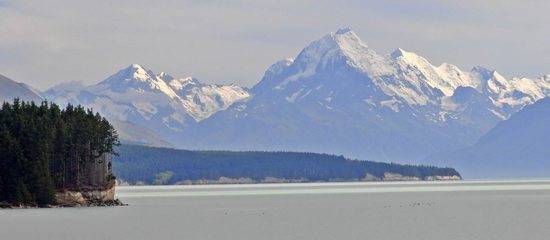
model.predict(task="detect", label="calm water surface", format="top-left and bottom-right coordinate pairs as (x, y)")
top-left (1, 179), bottom-right (550, 240)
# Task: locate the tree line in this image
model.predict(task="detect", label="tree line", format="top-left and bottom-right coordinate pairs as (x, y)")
top-left (114, 145), bottom-right (460, 184)
top-left (0, 99), bottom-right (119, 206)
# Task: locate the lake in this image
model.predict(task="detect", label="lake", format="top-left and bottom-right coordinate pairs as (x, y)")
top-left (1, 179), bottom-right (550, 240)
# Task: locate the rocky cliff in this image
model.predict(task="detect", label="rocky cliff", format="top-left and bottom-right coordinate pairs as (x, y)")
top-left (55, 180), bottom-right (121, 207)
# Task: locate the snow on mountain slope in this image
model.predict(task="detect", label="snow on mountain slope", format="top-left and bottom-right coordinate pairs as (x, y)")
top-left (83, 64), bottom-right (250, 121)
top-left (0, 74), bottom-right (43, 103)
top-left (45, 64), bottom-right (250, 145)
top-left (41, 28), bottom-right (550, 163)
top-left (391, 48), bottom-right (480, 96)
top-left (167, 76), bottom-right (250, 121)
top-left (179, 28), bottom-right (550, 162)
top-left (425, 98), bottom-right (550, 178)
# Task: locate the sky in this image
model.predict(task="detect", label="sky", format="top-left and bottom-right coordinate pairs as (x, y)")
top-left (1, 0), bottom-right (550, 90)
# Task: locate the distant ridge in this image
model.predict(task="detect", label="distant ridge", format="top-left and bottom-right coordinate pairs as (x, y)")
top-left (425, 98), bottom-right (550, 178)
top-left (0, 74), bottom-right (43, 103)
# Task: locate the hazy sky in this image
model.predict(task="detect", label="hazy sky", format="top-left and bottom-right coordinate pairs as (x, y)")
top-left (1, 0), bottom-right (550, 90)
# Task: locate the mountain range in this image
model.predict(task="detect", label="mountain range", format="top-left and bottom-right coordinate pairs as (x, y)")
top-left (1, 28), bottom-right (549, 177)
top-left (425, 98), bottom-right (550, 178)
top-left (44, 64), bottom-right (249, 146)
top-left (181, 28), bottom-right (550, 163)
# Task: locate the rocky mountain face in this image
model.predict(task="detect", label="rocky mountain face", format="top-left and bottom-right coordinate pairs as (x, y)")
top-left (425, 98), bottom-right (550, 178)
top-left (6, 28), bottom-right (550, 166)
top-left (0, 74), bottom-right (43, 103)
top-left (44, 64), bottom-right (250, 146)
top-left (179, 28), bottom-right (550, 162)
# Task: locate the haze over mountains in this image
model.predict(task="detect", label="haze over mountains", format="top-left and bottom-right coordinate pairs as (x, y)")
top-left (1, 28), bottom-right (549, 177)
top-left (0, 74), bottom-right (43, 103)
top-left (180, 29), bottom-right (549, 162)
top-left (426, 98), bottom-right (550, 178)
top-left (44, 64), bottom-right (250, 146)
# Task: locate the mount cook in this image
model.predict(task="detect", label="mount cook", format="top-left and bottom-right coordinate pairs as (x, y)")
top-left (4, 28), bottom-right (549, 167)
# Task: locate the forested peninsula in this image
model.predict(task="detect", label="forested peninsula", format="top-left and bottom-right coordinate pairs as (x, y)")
top-left (0, 99), bottom-right (121, 208)
top-left (114, 145), bottom-right (461, 185)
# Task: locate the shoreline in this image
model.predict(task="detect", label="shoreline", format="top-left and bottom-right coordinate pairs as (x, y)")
top-left (1, 180), bottom-right (125, 209)
top-left (118, 174), bottom-right (462, 186)
top-left (0, 199), bottom-right (125, 209)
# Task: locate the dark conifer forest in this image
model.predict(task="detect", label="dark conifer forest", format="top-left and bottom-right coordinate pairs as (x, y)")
top-left (0, 99), bottom-right (119, 206)
top-left (114, 145), bottom-right (460, 185)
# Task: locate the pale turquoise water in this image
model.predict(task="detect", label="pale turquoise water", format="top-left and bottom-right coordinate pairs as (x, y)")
top-left (1, 180), bottom-right (550, 240)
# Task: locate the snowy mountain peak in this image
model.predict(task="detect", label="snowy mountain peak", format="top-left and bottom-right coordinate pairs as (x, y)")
top-left (331, 30), bottom-right (396, 77)
top-left (157, 72), bottom-right (175, 81)
top-left (335, 27), bottom-right (353, 35)
top-left (102, 64), bottom-right (155, 85)
top-left (127, 64), bottom-right (154, 81)
top-left (389, 47), bottom-right (485, 96)
top-left (390, 48), bottom-right (409, 58)
top-left (469, 67), bottom-right (507, 83)
top-left (330, 28), bottom-right (368, 51)
top-left (284, 28), bottom-right (394, 84)
top-left (470, 66), bottom-right (508, 90)
top-left (298, 28), bottom-right (371, 61)
top-left (130, 63), bottom-right (144, 69)
top-left (256, 28), bottom-right (550, 115)
top-left (331, 28), bottom-right (366, 47)
top-left (390, 48), bottom-right (432, 67)
top-left (97, 64), bottom-right (179, 99)
top-left (390, 48), bottom-right (431, 65)
top-left (168, 77), bottom-right (198, 91)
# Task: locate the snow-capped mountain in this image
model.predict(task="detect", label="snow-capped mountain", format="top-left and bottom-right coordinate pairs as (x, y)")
top-left (44, 64), bottom-right (250, 145)
top-left (0, 74), bottom-right (43, 103)
top-left (38, 28), bottom-right (550, 164)
top-left (178, 28), bottom-right (550, 162)
top-left (425, 98), bottom-right (550, 178)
